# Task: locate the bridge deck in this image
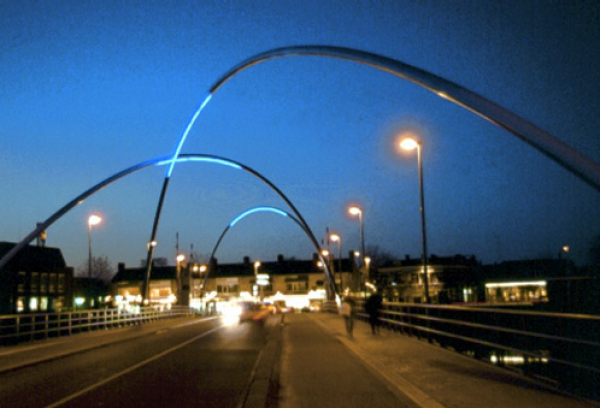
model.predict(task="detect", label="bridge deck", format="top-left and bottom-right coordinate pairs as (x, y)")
top-left (276, 312), bottom-right (599, 408)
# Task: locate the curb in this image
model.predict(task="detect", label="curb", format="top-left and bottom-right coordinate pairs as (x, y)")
top-left (310, 313), bottom-right (446, 408)
top-left (241, 315), bottom-right (283, 408)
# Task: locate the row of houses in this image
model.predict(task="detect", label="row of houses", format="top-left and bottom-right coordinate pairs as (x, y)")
top-left (1, 241), bottom-right (598, 315)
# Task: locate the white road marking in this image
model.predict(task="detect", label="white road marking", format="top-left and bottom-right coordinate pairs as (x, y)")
top-left (0, 342), bottom-right (56, 356)
top-left (44, 325), bottom-right (224, 408)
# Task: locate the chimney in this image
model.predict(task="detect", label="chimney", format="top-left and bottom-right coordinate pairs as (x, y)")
top-left (277, 254), bottom-right (284, 263)
top-left (243, 256), bottom-right (250, 265)
top-left (118, 262), bottom-right (125, 273)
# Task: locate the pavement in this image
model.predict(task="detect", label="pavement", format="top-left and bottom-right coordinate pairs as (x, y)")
top-left (2, 312), bottom-right (599, 408)
top-left (252, 312), bottom-right (600, 408)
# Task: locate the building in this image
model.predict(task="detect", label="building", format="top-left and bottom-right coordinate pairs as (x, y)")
top-left (480, 259), bottom-right (599, 314)
top-left (0, 242), bottom-right (74, 314)
top-left (111, 254), bottom-right (356, 311)
top-left (73, 277), bottom-right (110, 310)
top-left (377, 254), bottom-right (481, 304)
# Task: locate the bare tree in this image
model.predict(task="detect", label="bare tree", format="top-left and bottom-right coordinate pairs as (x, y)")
top-left (76, 256), bottom-right (115, 283)
top-left (366, 244), bottom-right (396, 267)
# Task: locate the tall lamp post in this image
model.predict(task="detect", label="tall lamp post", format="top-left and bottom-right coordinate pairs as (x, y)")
top-left (254, 261), bottom-right (262, 301)
top-left (400, 137), bottom-right (430, 303)
top-left (330, 233), bottom-right (342, 292)
top-left (176, 253), bottom-right (186, 305)
top-left (87, 214), bottom-right (102, 280)
top-left (348, 206), bottom-right (366, 291)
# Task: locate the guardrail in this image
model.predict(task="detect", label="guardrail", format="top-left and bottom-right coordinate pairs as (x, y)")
top-left (0, 306), bottom-right (196, 345)
top-left (352, 299), bottom-right (600, 400)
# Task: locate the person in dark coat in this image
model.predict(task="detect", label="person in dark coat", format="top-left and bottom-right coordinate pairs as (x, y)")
top-left (365, 292), bottom-right (383, 335)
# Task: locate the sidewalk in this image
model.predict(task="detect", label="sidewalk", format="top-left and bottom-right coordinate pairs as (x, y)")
top-left (276, 312), bottom-right (599, 408)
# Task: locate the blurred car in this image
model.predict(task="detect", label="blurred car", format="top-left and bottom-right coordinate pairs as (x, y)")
top-left (273, 300), bottom-right (294, 314)
top-left (238, 301), bottom-right (271, 323)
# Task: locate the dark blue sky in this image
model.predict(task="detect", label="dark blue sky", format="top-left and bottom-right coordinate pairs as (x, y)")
top-left (2, 1), bottom-right (599, 269)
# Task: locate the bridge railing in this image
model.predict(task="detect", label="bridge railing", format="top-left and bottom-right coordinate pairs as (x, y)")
top-left (352, 299), bottom-right (600, 400)
top-left (0, 306), bottom-right (196, 345)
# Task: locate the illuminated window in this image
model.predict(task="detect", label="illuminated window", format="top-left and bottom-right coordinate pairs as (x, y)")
top-left (17, 297), bottom-right (25, 313)
top-left (40, 297), bottom-right (48, 311)
top-left (286, 282), bottom-right (308, 292)
top-left (29, 297), bottom-right (39, 311)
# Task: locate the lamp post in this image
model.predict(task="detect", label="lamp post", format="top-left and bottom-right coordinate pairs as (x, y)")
top-left (176, 253), bottom-right (185, 305)
top-left (400, 137), bottom-right (431, 303)
top-left (87, 214), bottom-right (102, 280)
top-left (330, 234), bottom-right (342, 292)
top-left (348, 206), bottom-right (366, 291)
top-left (254, 261), bottom-right (262, 301)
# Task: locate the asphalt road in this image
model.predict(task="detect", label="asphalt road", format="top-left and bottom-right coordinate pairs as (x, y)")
top-left (0, 316), bottom-right (273, 408)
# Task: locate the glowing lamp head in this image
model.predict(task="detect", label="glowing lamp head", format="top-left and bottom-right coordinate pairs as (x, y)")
top-left (365, 256), bottom-right (371, 266)
top-left (199, 265), bottom-right (207, 273)
top-left (88, 214), bottom-right (102, 226)
top-left (348, 206), bottom-right (362, 216)
top-left (254, 261), bottom-right (261, 268)
top-left (321, 249), bottom-right (329, 257)
top-left (330, 234), bottom-right (340, 242)
top-left (400, 138), bottom-right (419, 151)
top-left (176, 254), bottom-right (185, 263)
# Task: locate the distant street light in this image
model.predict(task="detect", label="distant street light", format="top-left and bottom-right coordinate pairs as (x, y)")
top-left (348, 205), bottom-right (366, 290)
top-left (330, 233), bottom-right (342, 291)
top-left (400, 137), bottom-right (430, 303)
top-left (176, 253), bottom-right (186, 305)
top-left (254, 261), bottom-right (263, 301)
top-left (365, 256), bottom-right (372, 290)
top-left (87, 214), bottom-right (102, 280)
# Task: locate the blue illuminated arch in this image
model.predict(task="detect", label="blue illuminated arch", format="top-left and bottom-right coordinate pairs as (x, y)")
top-left (0, 154), bottom-right (334, 298)
top-left (202, 206), bottom-right (324, 291)
top-left (144, 45), bottom-right (600, 303)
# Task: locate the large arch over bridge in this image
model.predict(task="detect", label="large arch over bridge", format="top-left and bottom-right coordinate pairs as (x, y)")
top-left (145, 45), bottom-right (600, 300)
top-left (202, 206), bottom-right (332, 293)
top-left (0, 154), bottom-right (334, 299)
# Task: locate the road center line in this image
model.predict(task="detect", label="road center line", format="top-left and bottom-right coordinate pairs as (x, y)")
top-left (44, 325), bottom-right (224, 408)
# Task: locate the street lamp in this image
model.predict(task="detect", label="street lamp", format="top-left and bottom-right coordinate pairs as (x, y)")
top-left (349, 205), bottom-right (366, 291)
top-left (400, 137), bottom-right (431, 303)
top-left (87, 214), bottom-right (102, 279)
top-left (330, 233), bottom-right (342, 291)
top-left (254, 261), bottom-right (263, 302)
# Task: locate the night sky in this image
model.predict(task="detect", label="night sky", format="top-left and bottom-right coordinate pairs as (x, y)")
top-left (2, 1), bottom-right (600, 271)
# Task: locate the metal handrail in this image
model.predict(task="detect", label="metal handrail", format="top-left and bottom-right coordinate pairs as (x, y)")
top-left (352, 299), bottom-right (600, 399)
top-left (381, 309), bottom-right (600, 348)
top-left (0, 306), bottom-right (196, 344)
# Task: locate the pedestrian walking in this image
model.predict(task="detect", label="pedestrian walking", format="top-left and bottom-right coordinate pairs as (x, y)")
top-left (365, 292), bottom-right (382, 335)
top-left (339, 297), bottom-right (354, 338)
